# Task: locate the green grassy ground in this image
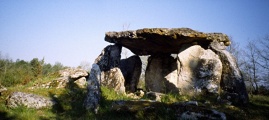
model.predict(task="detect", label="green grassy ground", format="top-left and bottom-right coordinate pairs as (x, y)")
top-left (1, 77), bottom-right (269, 120)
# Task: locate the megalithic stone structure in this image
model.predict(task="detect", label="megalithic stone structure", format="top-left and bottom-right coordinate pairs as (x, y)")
top-left (85, 28), bottom-right (249, 113)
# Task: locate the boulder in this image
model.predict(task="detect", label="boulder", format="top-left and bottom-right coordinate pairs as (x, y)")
top-left (145, 54), bottom-right (179, 93)
top-left (70, 68), bottom-right (88, 79)
top-left (101, 68), bottom-right (125, 94)
top-left (120, 55), bottom-right (142, 92)
top-left (177, 45), bottom-right (222, 96)
top-left (210, 41), bottom-right (249, 105)
top-left (93, 44), bottom-right (126, 94)
top-left (74, 77), bottom-right (87, 88)
top-left (59, 68), bottom-right (88, 79)
top-left (95, 44), bottom-right (122, 71)
top-left (84, 63), bottom-right (101, 114)
top-left (105, 28), bottom-right (230, 55)
top-left (6, 92), bottom-right (55, 109)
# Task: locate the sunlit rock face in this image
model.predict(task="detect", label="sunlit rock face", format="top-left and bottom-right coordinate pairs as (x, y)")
top-left (6, 92), bottom-right (55, 109)
top-left (177, 45), bottom-right (222, 96)
top-left (87, 27), bottom-right (249, 106)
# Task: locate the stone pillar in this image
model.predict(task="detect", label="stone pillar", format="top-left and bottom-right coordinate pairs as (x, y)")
top-left (177, 45), bottom-right (222, 96)
top-left (120, 55), bottom-right (142, 92)
top-left (145, 54), bottom-right (179, 93)
top-left (210, 41), bottom-right (249, 105)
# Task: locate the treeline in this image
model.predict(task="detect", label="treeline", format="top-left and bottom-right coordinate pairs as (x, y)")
top-left (0, 54), bottom-right (66, 87)
top-left (228, 35), bottom-right (269, 95)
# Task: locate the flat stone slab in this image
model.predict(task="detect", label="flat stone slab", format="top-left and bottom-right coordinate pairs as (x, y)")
top-left (105, 28), bottom-right (230, 55)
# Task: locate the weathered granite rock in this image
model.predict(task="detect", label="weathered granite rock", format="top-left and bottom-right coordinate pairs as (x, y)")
top-left (84, 63), bottom-right (101, 114)
top-left (177, 45), bottom-right (222, 96)
top-left (93, 44), bottom-right (126, 94)
top-left (210, 41), bottom-right (249, 105)
top-left (145, 54), bottom-right (179, 93)
top-left (70, 68), bottom-right (88, 79)
top-left (95, 44), bottom-right (122, 71)
top-left (101, 68), bottom-right (125, 94)
top-left (120, 55), bottom-right (142, 92)
top-left (59, 68), bottom-right (88, 79)
top-left (105, 28), bottom-right (230, 55)
top-left (74, 77), bottom-right (87, 88)
top-left (6, 92), bottom-right (55, 109)
top-left (196, 49), bottom-right (222, 94)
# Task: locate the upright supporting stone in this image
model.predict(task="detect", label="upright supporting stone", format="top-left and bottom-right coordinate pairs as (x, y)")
top-left (120, 55), bottom-right (142, 92)
top-left (177, 45), bottom-right (222, 96)
top-left (84, 64), bottom-right (101, 114)
top-left (145, 54), bottom-right (179, 93)
top-left (210, 40), bottom-right (249, 105)
top-left (94, 44), bottom-right (126, 94)
top-left (95, 44), bottom-right (122, 71)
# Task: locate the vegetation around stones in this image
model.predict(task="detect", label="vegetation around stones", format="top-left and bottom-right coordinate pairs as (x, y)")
top-left (0, 56), bottom-right (269, 120)
top-left (1, 78), bottom-right (269, 119)
top-left (1, 34), bottom-right (269, 119)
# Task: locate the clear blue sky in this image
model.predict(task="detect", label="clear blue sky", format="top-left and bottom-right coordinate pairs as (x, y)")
top-left (1, 0), bottom-right (269, 67)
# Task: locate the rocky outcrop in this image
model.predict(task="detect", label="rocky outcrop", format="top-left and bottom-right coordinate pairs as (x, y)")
top-left (111, 100), bottom-right (226, 120)
top-left (105, 28), bottom-right (230, 55)
top-left (210, 41), bottom-right (249, 105)
top-left (59, 68), bottom-right (88, 79)
top-left (145, 54), bottom-right (179, 93)
top-left (120, 55), bottom-right (142, 92)
top-left (29, 68), bottom-right (89, 89)
top-left (84, 64), bottom-right (101, 113)
top-left (175, 102), bottom-right (226, 120)
top-left (6, 92), bottom-right (55, 109)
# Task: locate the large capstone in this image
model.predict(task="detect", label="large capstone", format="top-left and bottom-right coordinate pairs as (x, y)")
top-left (105, 28), bottom-right (230, 55)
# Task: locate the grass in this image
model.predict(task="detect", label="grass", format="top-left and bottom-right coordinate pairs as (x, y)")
top-left (1, 77), bottom-right (269, 120)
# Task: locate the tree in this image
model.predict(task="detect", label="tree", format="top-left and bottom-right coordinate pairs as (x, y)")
top-left (256, 35), bottom-right (269, 71)
top-left (30, 58), bottom-right (43, 78)
top-left (226, 37), bottom-right (244, 68)
top-left (242, 41), bottom-right (260, 93)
